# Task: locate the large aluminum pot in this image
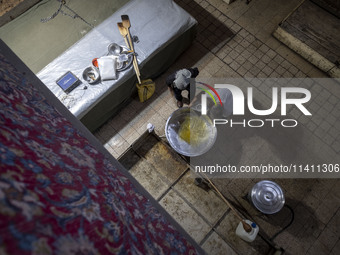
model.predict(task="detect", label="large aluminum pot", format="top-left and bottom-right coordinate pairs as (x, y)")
top-left (165, 107), bottom-right (217, 157)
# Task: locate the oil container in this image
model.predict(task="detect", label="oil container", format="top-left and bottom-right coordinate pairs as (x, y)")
top-left (235, 220), bottom-right (259, 242)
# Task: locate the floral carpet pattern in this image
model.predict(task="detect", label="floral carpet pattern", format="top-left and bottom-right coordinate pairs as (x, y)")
top-left (0, 52), bottom-right (201, 254)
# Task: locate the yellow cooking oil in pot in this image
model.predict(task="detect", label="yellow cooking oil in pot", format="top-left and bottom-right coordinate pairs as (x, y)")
top-left (178, 116), bottom-right (208, 146)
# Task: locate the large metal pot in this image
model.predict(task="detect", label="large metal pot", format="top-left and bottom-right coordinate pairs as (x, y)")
top-left (165, 107), bottom-right (217, 157)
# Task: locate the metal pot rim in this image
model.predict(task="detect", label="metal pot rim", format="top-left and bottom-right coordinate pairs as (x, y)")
top-left (165, 107), bottom-right (217, 157)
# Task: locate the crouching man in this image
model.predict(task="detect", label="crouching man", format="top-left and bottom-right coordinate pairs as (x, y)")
top-left (166, 67), bottom-right (199, 108)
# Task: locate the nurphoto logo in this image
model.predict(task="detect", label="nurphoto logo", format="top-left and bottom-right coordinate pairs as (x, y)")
top-left (197, 83), bottom-right (312, 128)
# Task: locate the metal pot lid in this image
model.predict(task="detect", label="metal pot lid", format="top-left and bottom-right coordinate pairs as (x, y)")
top-left (250, 180), bottom-right (285, 214)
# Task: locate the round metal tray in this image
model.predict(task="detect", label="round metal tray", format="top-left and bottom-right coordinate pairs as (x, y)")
top-left (165, 107), bottom-right (217, 157)
top-left (82, 66), bottom-right (100, 84)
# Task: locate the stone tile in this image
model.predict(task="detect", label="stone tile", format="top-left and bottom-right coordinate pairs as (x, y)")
top-left (253, 49), bottom-right (264, 60)
top-left (328, 95), bottom-right (339, 105)
top-left (257, 71), bottom-right (267, 78)
top-left (322, 102), bottom-right (335, 115)
top-left (231, 23), bottom-right (242, 33)
top-left (269, 71), bottom-right (280, 78)
top-left (281, 59), bottom-right (293, 70)
top-left (113, 139), bottom-right (130, 157)
top-left (259, 44), bottom-right (269, 54)
top-left (229, 61), bottom-right (241, 71)
top-left (283, 70), bottom-right (294, 78)
top-left (129, 114), bottom-right (149, 135)
top-left (240, 38), bottom-right (251, 48)
top-left (252, 39), bottom-right (263, 49)
top-left (303, 193), bottom-right (322, 213)
top-left (130, 159), bottom-right (170, 200)
top-left (160, 189), bottom-right (211, 243)
top-left (317, 227), bottom-right (339, 251)
top-left (238, 28), bottom-right (249, 38)
top-left (240, 50), bottom-right (252, 59)
top-left (224, 18), bottom-right (235, 28)
top-left (294, 203), bottom-right (315, 226)
top-left (106, 133), bottom-right (127, 150)
top-left (275, 65), bottom-right (286, 76)
top-left (266, 48), bottom-right (276, 59)
top-left (125, 130), bottom-right (142, 145)
top-left (136, 139), bottom-right (187, 184)
top-left (173, 171), bottom-right (228, 225)
top-left (249, 65), bottom-right (261, 76)
top-left (308, 239), bottom-right (331, 255)
top-left (236, 65), bottom-right (248, 76)
top-left (331, 141), bottom-right (340, 153)
top-left (268, 59), bottom-right (279, 70)
top-left (322, 133), bottom-right (335, 146)
top-left (248, 55), bottom-right (259, 65)
top-left (216, 49), bottom-right (227, 60)
top-left (331, 239), bottom-right (340, 255)
top-left (255, 60), bottom-right (266, 70)
top-left (214, 66), bottom-right (229, 78)
top-left (235, 54), bottom-right (247, 65)
top-left (104, 143), bottom-right (119, 159)
top-left (96, 122), bottom-right (118, 143)
top-left (150, 96), bottom-right (168, 112)
top-left (315, 203), bottom-right (335, 227)
top-left (218, 64), bottom-right (240, 78)
top-left (299, 216), bottom-right (326, 240)
top-left (273, 54), bottom-right (285, 64)
top-left (247, 44), bottom-right (257, 54)
top-left (319, 120), bottom-right (332, 133)
top-left (242, 60), bottom-right (253, 71)
top-left (261, 54), bottom-right (272, 64)
top-left (117, 105), bottom-right (137, 123)
top-left (157, 102), bottom-right (174, 120)
top-left (93, 132), bottom-right (105, 144)
top-left (327, 209), bottom-right (340, 236)
top-left (262, 65), bottom-right (273, 76)
top-left (286, 238), bottom-right (312, 255)
top-left (307, 67), bottom-right (328, 78)
top-left (265, 36), bottom-right (281, 50)
top-left (117, 123), bottom-right (138, 142)
top-left (223, 55), bottom-right (233, 65)
top-left (234, 44), bottom-right (245, 54)
top-left (228, 50), bottom-right (240, 60)
top-left (148, 114), bottom-right (166, 137)
top-left (288, 65), bottom-right (299, 75)
top-left (275, 231), bottom-right (298, 252)
top-left (245, 33), bottom-right (256, 43)
top-left (202, 231), bottom-right (238, 255)
top-left (309, 179), bottom-right (334, 200)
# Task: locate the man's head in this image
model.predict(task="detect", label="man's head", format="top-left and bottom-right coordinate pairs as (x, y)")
top-left (173, 69), bottom-right (192, 90)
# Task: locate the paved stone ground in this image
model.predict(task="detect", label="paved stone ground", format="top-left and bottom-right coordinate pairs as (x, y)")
top-left (0, 0), bottom-right (24, 16)
top-left (94, 0), bottom-right (340, 254)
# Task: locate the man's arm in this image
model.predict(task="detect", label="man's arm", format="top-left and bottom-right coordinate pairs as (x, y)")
top-left (166, 72), bottom-right (176, 87)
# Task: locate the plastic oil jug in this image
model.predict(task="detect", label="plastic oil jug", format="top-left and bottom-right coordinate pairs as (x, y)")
top-left (235, 220), bottom-right (259, 242)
